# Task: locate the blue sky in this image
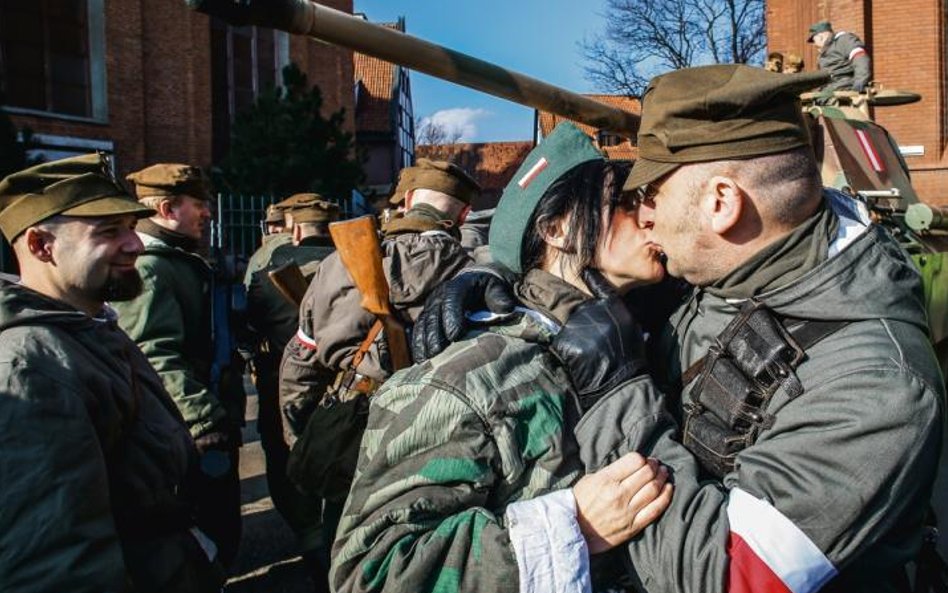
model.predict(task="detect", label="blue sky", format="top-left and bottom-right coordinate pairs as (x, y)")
top-left (353, 1), bottom-right (607, 143)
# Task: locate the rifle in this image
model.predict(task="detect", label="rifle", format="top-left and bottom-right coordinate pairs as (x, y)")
top-left (328, 215), bottom-right (411, 371)
top-left (268, 261), bottom-right (309, 307)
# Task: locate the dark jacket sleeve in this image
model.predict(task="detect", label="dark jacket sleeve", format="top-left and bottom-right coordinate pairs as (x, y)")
top-left (839, 32), bottom-right (872, 91)
top-left (0, 361), bottom-right (126, 592)
top-left (116, 258), bottom-right (227, 438)
top-left (577, 366), bottom-right (942, 592)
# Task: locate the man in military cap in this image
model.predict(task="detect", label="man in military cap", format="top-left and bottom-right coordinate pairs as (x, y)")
top-left (0, 154), bottom-right (224, 591)
top-left (114, 163), bottom-right (244, 566)
top-left (279, 158), bottom-right (479, 586)
top-left (416, 65), bottom-right (943, 592)
top-left (765, 51), bottom-right (784, 73)
top-left (243, 196), bottom-right (339, 563)
top-left (264, 203), bottom-right (286, 237)
top-left (784, 52), bottom-right (805, 74)
top-left (808, 20), bottom-right (872, 92)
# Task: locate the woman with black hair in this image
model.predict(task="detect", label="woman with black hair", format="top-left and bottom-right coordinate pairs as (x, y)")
top-left (330, 123), bottom-right (670, 593)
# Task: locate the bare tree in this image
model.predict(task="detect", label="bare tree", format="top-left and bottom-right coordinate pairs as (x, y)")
top-left (582, 0), bottom-right (767, 96)
top-left (416, 116), bottom-right (464, 146)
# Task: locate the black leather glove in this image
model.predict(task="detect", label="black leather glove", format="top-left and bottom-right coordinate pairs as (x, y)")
top-left (411, 265), bottom-right (519, 363)
top-left (551, 269), bottom-right (648, 412)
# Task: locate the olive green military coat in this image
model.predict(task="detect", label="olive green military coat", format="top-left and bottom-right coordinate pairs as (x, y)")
top-left (0, 279), bottom-right (221, 592)
top-left (113, 232), bottom-right (226, 438)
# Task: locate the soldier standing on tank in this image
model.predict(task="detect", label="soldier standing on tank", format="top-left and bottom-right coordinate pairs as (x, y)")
top-left (808, 20), bottom-right (872, 92)
top-left (279, 159), bottom-right (479, 589)
top-left (0, 154), bottom-right (225, 592)
top-left (114, 163), bottom-right (245, 567)
top-left (244, 196), bottom-right (339, 569)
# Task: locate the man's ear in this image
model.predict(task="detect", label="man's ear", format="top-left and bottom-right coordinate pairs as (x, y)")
top-left (704, 175), bottom-right (743, 235)
top-left (403, 189), bottom-right (414, 210)
top-left (292, 222), bottom-right (303, 245)
top-left (156, 198), bottom-right (176, 220)
top-left (23, 227), bottom-right (56, 263)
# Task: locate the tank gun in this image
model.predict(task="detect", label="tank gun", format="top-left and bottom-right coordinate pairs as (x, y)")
top-left (186, 0), bottom-right (639, 137)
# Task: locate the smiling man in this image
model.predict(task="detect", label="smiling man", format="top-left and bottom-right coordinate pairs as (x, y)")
top-left (114, 163), bottom-right (244, 566)
top-left (0, 154), bottom-right (224, 592)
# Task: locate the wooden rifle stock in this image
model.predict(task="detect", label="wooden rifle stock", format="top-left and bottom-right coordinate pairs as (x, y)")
top-left (268, 261), bottom-right (309, 307)
top-left (329, 216), bottom-right (411, 371)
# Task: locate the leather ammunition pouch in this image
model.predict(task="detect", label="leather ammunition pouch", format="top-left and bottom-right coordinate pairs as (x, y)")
top-left (681, 300), bottom-right (847, 478)
top-left (286, 320), bottom-right (383, 500)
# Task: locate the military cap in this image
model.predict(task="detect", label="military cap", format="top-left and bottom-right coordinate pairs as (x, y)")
top-left (126, 163), bottom-right (212, 201)
top-left (623, 65), bottom-right (829, 192)
top-left (807, 20), bottom-right (833, 42)
top-left (290, 198), bottom-right (340, 224)
top-left (276, 192), bottom-right (322, 209)
top-left (0, 153), bottom-right (154, 242)
top-left (489, 122), bottom-right (604, 274)
top-left (389, 159), bottom-right (481, 205)
top-left (264, 204), bottom-right (285, 224)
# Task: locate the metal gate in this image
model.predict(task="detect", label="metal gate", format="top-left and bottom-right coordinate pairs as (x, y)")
top-left (210, 193), bottom-right (277, 264)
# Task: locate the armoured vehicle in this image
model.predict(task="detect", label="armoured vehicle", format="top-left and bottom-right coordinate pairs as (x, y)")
top-left (186, 0), bottom-right (948, 378)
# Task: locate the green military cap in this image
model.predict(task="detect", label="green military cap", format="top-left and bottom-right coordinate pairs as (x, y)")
top-left (264, 204), bottom-right (285, 224)
top-left (489, 122), bottom-right (604, 274)
top-left (623, 64), bottom-right (829, 192)
top-left (126, 163), bottom-right (212, 201)
top-left (807, 20), bottom-right (833, 42)
top-left (0, 153), bottom-right (154, 242)
top-left (290, 198), bottom-right (340, 223)
top-left (389, 158), bottom-right (481, 205)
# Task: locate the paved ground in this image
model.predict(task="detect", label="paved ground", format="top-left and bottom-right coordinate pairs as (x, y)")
top-left (226, 389), bottom-right (313, 593)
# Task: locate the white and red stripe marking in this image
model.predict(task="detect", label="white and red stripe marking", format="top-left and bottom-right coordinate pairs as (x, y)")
top-left (848, 47), bottom-right (868, 60)
top-left (855, 129), bottom-right (885, 173)
top-left (518, 157), bottom-right (549, 189)
top-left (295, 328), bottom-right (318, 351)
top-left (726, 488), bottom-right (837, 593)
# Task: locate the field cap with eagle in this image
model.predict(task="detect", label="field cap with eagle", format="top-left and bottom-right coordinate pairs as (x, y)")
top-left (489, 122), bottom-right (604, 273)
top-left (623, 65), bottom-right (829, 193)
top-left (0, 153), bottom-right (154, 242)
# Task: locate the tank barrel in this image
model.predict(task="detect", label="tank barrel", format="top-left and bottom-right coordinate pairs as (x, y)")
top-left (186, 0), bottom-right (640, 137)
top-left (906, 203), bottom-right (948, 232)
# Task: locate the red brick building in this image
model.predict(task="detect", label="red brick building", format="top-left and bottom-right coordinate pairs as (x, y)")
top-left (353, 18), bottom-right (416, 198)
top-left (536, 94), bottom-right (642, 162)
top-left (767, 0), bottom-right (948, 206)
top-left (0, 0), bottom-right (355, 178)
top-left (417, 141), bottom-right (533, 210)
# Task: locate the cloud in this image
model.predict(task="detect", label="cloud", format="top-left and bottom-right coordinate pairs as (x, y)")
top-left (420, 108), bottom-right (491, 143)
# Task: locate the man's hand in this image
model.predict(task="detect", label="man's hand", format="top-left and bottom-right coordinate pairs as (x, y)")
top-left (573, 452), bottom-right (673, 554)
top-left (411, 266), bottom-right (518, 362)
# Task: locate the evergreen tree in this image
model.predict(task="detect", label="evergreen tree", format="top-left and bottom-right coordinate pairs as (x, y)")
top-left (219, 63), bottom-right (363, 201)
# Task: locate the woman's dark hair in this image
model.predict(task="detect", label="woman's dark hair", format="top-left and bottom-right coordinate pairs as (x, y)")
top-left (520, 159), bottom-right (633, 274)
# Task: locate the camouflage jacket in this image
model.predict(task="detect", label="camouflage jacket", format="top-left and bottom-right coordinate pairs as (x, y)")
top-left (330, 270), bottom-right (591, 593)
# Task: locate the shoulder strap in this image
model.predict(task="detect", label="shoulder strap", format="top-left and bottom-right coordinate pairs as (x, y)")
top-left (681, 317), bottom-right (849, 388)
top-left (351, 320), bottom-right (384, 371)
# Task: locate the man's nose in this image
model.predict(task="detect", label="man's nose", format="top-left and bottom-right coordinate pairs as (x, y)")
top-left (123, 229), bottom-right (145, 255)
top-left (636, 200), bottom-right (656, 228)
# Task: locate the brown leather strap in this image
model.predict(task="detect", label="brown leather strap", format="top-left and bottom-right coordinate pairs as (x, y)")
top-left (351, 320), bottom-right (383, 370)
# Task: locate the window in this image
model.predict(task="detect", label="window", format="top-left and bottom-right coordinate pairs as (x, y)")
top-left (597, 130), bottom-right (624, 148)
top-left (211, 20), bottom-right (289, 161)
top-left (0, 0), bottom-right (106, 120)
top-left (394, 66), bottom-right (415, 171)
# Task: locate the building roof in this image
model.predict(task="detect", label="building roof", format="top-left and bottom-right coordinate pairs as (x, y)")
top-left (536, 94), bottom-right (641, 161)
top-left (354, 22), bottom-right (400, 134)
top-left (416, 141), bottom-right (534, 209)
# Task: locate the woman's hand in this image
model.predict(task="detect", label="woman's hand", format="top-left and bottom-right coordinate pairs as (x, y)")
top-left (572, 452), bottom-right (673, 554)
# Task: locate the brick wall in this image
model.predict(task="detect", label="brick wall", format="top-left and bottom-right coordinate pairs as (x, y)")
top-left (8, 0), bottom-right (355, 180)
top-left (768, 0), bottom-right (948, 207)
